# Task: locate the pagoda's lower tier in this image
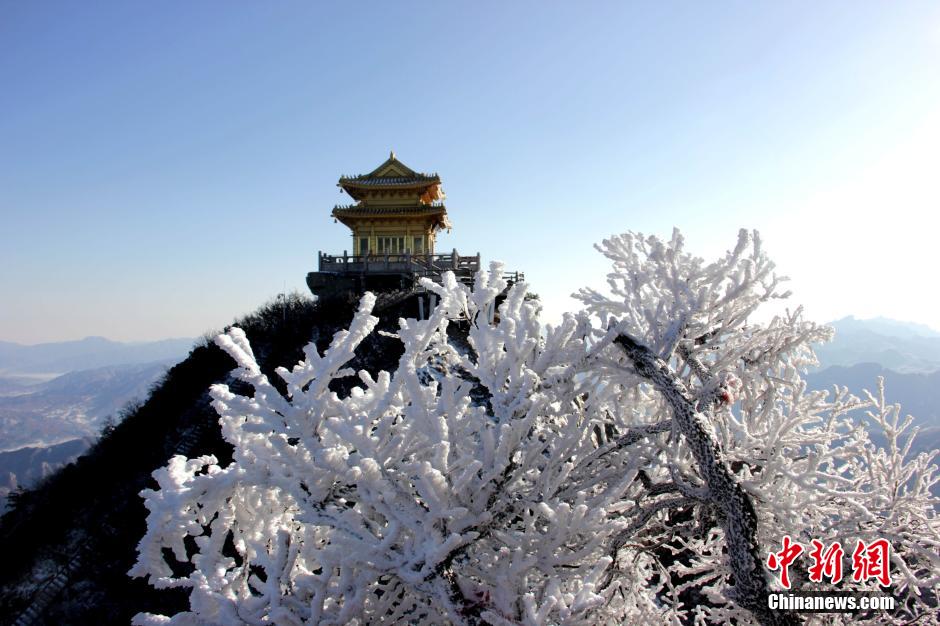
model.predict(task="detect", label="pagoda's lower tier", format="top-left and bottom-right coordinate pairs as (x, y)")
top-left (306, 250), bottom-right (523, 300)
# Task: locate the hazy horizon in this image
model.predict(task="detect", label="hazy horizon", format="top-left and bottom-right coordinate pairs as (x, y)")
top-left (3, 2), bottom-right (939, 343)
top-left (2, 314), bottom-right (939, 348)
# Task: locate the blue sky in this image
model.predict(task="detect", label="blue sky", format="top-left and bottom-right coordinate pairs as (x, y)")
top-left (2, 2), bottom-right (939, 343)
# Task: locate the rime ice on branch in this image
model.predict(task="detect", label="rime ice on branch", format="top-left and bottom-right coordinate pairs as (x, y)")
top-left (131, 231), bottom-right (940, 626)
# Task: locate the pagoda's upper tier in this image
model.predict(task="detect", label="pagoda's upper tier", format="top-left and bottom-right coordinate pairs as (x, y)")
top-left (338, 152), bottom-right (444, 204)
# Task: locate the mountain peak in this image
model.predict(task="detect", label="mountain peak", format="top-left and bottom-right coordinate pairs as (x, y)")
top-left (79, 336), bottom-right (114, 344)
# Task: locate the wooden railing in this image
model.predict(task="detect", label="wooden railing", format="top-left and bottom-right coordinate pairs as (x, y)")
top-left (319, 249), bottom-right (482, 276)
top-left (315, 249), bottom-right (524, 291)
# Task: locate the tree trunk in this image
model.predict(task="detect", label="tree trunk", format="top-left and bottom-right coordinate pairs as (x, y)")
top-left (614, 334), bottom-right (799, 626)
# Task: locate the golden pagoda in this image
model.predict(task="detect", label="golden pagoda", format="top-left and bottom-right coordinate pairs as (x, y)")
top-left (307, 153), bottom-right (486, 301)
top-left (333, 151), bottom-right (451, 256)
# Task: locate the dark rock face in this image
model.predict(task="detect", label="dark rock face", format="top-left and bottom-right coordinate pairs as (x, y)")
top-left (0, 293), bottom-right (426, 625)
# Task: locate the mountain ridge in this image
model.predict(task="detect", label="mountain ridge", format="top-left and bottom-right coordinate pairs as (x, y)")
top-left (0, 336), bottom-right (194, 376)
top-left (827, 315), bottom-right (940, 339)
top-left (815, 317), bottom-right (940, 374)
top-left (0, 360), bottom-right (175, 453)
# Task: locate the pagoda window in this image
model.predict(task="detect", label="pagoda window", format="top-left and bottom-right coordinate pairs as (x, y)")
top-left (376, 236), bottom-right (408, 254)
top-left (413, 236), bottom-right (423, 254)
top-left (358, 237), bottom-right (369, 256)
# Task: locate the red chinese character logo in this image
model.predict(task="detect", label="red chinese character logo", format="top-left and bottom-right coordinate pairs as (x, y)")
top-left (851, 539), bottom-right (891, 586)
top-left (767, 535), bottom-right (804, 589)
top-left (808, 539), bottom-right (844, 583)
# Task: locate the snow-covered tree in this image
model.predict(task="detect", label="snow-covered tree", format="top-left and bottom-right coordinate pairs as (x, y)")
top-left (130, 229), bottom-right (940, 625)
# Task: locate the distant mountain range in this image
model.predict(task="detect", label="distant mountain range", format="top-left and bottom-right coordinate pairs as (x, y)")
top-left (0, 359), bottom-right (182, 513)
top-left (806, 363), bottom-right (940, 457)
top-left (0, 336), bottom-right (195, 376)
top-left (0, 335), bottom-right (193, 454)
top-left (808, 316), bottom-right (940, 425)
top-left (814, 316), bottom-right (940, 374)
top-left (0, 337), bottom-right (194, 512)
top-left (806, 317), bottom-right (940, 468)
top-left (825, 316), bottom-right (940, 340)
top-left (0, 360), bottom-right (175, 453)
top-left (807, 363), bottom-right (940, 423)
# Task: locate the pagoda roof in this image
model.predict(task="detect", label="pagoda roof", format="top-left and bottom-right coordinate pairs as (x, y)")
top-left (332, 203), bottom-right (448, 218)
top-left (332, 203), bottom-right (451, 229)
top-left (338, 152), bottom-right (441, 193)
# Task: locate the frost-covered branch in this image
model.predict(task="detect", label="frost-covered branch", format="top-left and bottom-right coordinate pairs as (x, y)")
top-left (613, 332), bottom-right (798, 626)
top-left (130, 230), bottom-right (940, 625)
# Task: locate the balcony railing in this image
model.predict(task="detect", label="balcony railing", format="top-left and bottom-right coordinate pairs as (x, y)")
top-left (317, 249), bottom-right (524, 285)
top-left (318, 249), bottom-right (480, 276)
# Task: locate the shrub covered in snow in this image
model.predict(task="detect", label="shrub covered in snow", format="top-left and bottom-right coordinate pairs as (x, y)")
top-left (130, 230), bottom-right (939, 625)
